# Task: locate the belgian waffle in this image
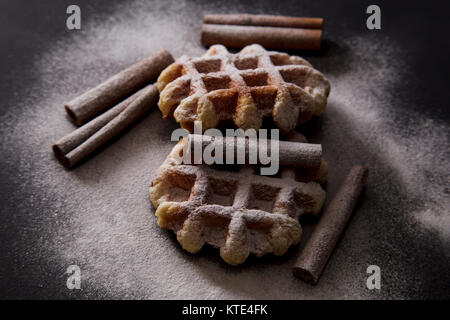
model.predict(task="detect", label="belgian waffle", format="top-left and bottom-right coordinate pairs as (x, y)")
top-left (150, 133), bottom-right (326, 265)
top-left (157, 44), bottom-right (330, 133)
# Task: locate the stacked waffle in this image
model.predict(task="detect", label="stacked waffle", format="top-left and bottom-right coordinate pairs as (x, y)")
top-left (150, 133), bottom-right (326, 265)
top-left (157, 44), bottom-right (330, 133)
top-left (151, 43), bottom-right (331, 265)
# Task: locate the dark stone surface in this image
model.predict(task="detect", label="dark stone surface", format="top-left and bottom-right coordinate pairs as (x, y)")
top-left (0, 0), bottom-right (449, 299)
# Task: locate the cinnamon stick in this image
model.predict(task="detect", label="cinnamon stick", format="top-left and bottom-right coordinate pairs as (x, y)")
top-left (186, 134), bottom-right (322, 170)
top-left (53, 84), bottom-right (158, 168)
top-left (201, 24), bottom-right (322, 51)
top-left (54, 88), bottom-right (142, 160)
top-left (65, 50), bottom-right (174, 126)
top-left (293, 165), bottom-right (369, 284)
top-left (203, 14), bottom-right (323, 29)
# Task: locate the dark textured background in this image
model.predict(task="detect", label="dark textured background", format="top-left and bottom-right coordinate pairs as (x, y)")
top-left (0, 0), bottom-right (449, 299)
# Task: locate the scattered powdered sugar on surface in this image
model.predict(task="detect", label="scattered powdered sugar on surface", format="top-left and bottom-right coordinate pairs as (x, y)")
top-left (1, 0), bottom-right (448, 299)
top-left (324, 36), bottom-right (449, 247)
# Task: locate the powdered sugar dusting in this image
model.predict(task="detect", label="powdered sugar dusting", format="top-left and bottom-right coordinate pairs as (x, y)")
top-left (1, 0), bottom-right (448, 299)
top-left (323, 35), bottom-right (450, 250)
top-left (158, 43), bottom-right (330, 132)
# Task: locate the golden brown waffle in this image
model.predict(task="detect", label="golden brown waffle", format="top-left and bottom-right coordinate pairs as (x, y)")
top-left (157, 44), bottom-right (330, 133)
top-left (150, 134), bottom-right (326, 265)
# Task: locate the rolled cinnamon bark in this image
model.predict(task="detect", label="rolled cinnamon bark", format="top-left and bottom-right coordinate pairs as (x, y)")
top-left (203, 14), bottom-right (323, 29)
top-left (293, 165), bottom-right (369, 284)
top-left (285, 132), bottom-right (328, 184)
top-left (201, 24), bottom-right (322, 51)
top-left (54, 88), bottom-right (143, 160)
top-left (186, 134), bottom-right (322, 169)
top-left (65, 49), bottom-right (174, 126)
top-left (53, 84), bottom-right (158, 168)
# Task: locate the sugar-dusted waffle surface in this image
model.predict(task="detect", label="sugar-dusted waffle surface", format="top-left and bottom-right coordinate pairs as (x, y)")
top-left (157, 44), bottom-right (330, 133)
top-left (150, 134), bottom-right (326, 265)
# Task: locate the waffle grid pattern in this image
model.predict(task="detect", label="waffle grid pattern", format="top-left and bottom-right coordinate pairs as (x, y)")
top-left (157, 44), bottom-right (330, 133)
